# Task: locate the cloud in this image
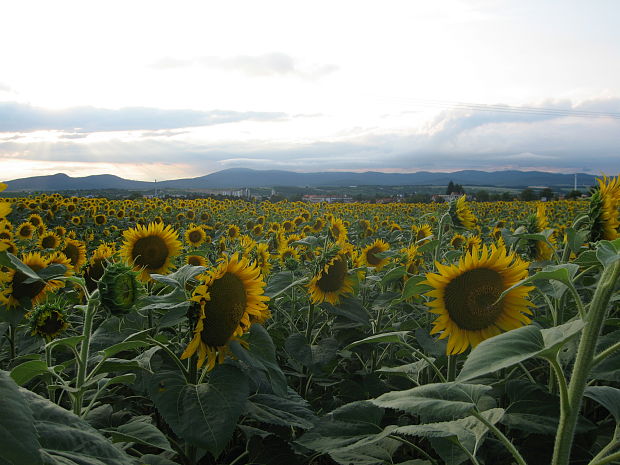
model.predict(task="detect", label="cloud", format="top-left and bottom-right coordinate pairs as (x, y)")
top-left (150, 52), bottom-right (338, 79)
top-left (1, 97), bottom-right (619, 180)
top-left (0, 102), bottom-right (287, 133)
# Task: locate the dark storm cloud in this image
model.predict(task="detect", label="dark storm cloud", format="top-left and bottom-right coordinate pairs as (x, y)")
top-left (0, 102), bottom-right (287, 133)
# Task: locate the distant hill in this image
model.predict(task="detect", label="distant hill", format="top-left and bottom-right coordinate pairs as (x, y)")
top-left (3, 168), bottom-right (599, 192)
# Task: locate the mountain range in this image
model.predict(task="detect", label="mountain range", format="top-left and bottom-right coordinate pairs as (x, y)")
top-left (2, 168), bottom-right (598, 192)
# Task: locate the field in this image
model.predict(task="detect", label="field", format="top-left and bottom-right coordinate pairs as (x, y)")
top-left (0, 178), bottom-right (618, 465)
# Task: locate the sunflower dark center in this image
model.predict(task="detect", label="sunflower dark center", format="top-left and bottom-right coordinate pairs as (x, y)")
top-left (443, 268), bottom-right (504, 330)
top-left (200, 272), bottom-right (247, 347)
top-left (62, 244), bottom-right (80, 266)
top-left (12, 265), bottom-right (46, 301)
top-left (39, 311), bottom-right (64, 336)
top-left (132, 236), bottom-right (169, 270)
top-left (365, 246), bottom-right (382, 265)
top-left (19, 225), bottom-right (32, 237)
top-left (187, 256), bottom-right (202, 266)
top-left (317, 258), bottom-right (347, 293)
top-left (452, 237), bottom-right (464, 248)
top-left (188, 230), bottom-right (203, 243)
top-left (41, 236), bottom-right (57, 249)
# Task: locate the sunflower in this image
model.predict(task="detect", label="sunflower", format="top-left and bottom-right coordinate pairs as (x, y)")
top-left (278, 246), bottom-right (300, 265)
top-left (84, 243), bottom-right (116, 292)
top-left (312, 218), bottom-right (324, 233)
top-left (61, 238), bottom-right (87, 272)
top-left (185, 225), bottom-right (207, 248)
top-left (450, 195), bottom-right (477, 230)
top-left (465, 235), bottom-right (482, 254)
top-left (38, 231), bottom-right (61, 250)
top-left (186, 254), bottom-right (208, 267)
top-left (588, 175), bottom-right (620, 242)
top-left (227, 224), bottom-right (240, 239)
top-left (0, 183), bottom-right (11, 219)
top-left (16, 222), bottom-right (34, 240)
top-left (360, 239), bottom-right (390, 270)
top-left (308, 252), bottom-right (355, 305)
top-left (329, 218), bottom-right (348, 243)
top-left (120, 222), bottom-right (182, 281)
top-left (401, 244), bottom-right (424, 277)
top-left (27, 214), bottom-right (44, 228)
top-left (28, 300), bottom-right (70, 341)
top-left (450, 233), bottom-right (467, 249)
top-left (71, 216), bottom-right (83, 226)
top-left (424, 245), bottom-right (534, 355)
top-left (180, 253), bottom-right (270, 370)
top-left (530, 205), bottom-right (555, 261)
top-left (94, 214), bottom-right (107, 226)
top-left (254, 242), bottom-right (272, 277)
top-left (0, 252), bottom-right (66, 309)
top-left (412, 224), bottom-right (433, 244)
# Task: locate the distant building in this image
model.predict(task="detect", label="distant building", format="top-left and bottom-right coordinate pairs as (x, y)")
top-left (431, 193), bottom-right (463, 203)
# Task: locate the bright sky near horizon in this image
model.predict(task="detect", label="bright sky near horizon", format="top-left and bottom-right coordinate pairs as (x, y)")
top-left (1, 0), bottom-right (619, 181)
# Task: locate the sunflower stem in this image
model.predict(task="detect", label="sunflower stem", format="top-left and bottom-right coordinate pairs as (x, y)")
top-left (472, 410), bottom-right (527, 465)
top-left (433, 213), bottom-right (449, 266)
top-left (588, 425), bottom-right (619, 465)
top-left (589, 450), bottom-right (620, 465)
top-left (7, 323), bottom-right (16, 364)
top-left (45, 342), bottom-right (56, 403)
top-left (591, 340), bottom-right (620, 367)
top-left (446, 354), bottom-right (457, 382)
top-left (552, 259), bottom-right (620, 465)
top-left (73, 290), bottom-right (99, 416)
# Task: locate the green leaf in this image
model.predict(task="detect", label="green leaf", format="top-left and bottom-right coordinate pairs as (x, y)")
top-left (393, 408), bottom-right (504, 465)
top-left (345, 331), bottom-right (410, 350)
top-left (573, 250), bottom-right (601, 267)
top-left (266, 272), bottom-right (308, 299)
top-left (20, 386), bottom-right (135, 465)
top-left (46, 335), bottom-right (85, 353)
top-left (457, 320), bottom-right (585, 382)
top-left (245, 393), bottom-right (317, 429)
top-left (372, 382), bottom-right (492, 422)
top-left (380, 266), bottom-right (406, 286)
top-left (140, 454), bottom-right (180, 465)
top-left (230, 324), bottom-right (287, 396)
top-left (377, 359), bottom-right (432, 384)
top-left (100, 340), bottom-right (149, 358)
top-left (148, 364), bottom-right (249, 458)
top-left (496, 263), bottom-right (580, 302)
top-left (596, 239), bottom-right (620, 268)
top-left (401, 276), bottom-right (432, 301)
top-left (322, 297), bottom-right (370, 326)
top-left (0, 370), bottom-right (42, 465)
top-left (105, 417), bottom-right (174, 452)
top-left (10, 360), bottom-right (49, 386)
top-left (565, 228), bottom-right (588, 254)
top-left (584, 386), bottom-right (620, 423)
top-left (6, 253), bottom-right (41, 282)
top-left (150, 264), bottom-right (205, 289)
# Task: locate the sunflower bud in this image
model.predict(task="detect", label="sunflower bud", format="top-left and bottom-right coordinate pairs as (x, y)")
top-left (98, 262), bottom-right (141, 315)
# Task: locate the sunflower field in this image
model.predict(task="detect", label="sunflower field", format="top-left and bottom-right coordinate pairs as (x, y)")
top-left (0, 176), bottom-right (619, 465)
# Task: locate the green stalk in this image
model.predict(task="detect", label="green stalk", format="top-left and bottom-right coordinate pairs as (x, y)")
top-left (185, 355), bottom-right (198, 465)
top-left (446, 354), bottom-right (457, 382)
top-left (552, 260), bottom-right (620, 465)
top-left (591, 340), bottom-right (620, 367)
top-left (73, 290), bottom-right (99, 416)
top-left (472, 410), bottom-right (527, 465)
top-left (45, 342), bottom-right (56, 403)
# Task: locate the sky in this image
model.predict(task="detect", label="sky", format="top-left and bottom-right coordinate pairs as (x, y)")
top-left (1, 0), bottom-right (619, 182)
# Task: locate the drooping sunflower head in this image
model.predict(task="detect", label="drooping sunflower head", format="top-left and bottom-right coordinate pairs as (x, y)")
top-left (28, 299), bottom-right (70, 341)
top-left (587, 175), bottom-right (620, 242)
top-left (361, 238), bottom-right (390, 270)
top-left (120, 222), bottom-right (182, 281)
top-left (180, 253), bottom-right (270, 370)
top-left (308, 252), bottom-right (354, 305)
top-left (184, 225), bottom-right (207, 248)
top-left (401, 244), bottom-right (423, 277)
top-left (424, 245), bottom-right (534, 355)
top-left (450, 195), bottom-right (477, 230)
top-left (450, 233), bottom-right (467, 249)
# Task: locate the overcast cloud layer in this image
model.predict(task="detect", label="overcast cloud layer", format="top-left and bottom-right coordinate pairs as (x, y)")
top-left (1, 1), bottom-right (619, 181)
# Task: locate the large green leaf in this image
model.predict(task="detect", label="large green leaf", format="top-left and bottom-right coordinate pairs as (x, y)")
top-left (20, 387), bottom-right (135, 465)
top-left (584, 386), bottom-right (620, 423)
top-left (394, 408), bottom-right (505, 465)
top-left (596, 238), bottom-right (620, 268)
top-left (230, 324), bottom-right (287, 396)
top-left (372, 382), bottom-right (492, 422)
top-left (345, 331), bottom-right (410, 350)
top-left (10, 360), bottom-right (49, 386)
top-left (457, 320), bottom-right (585, 382)
top-left (105, 416), bottom-right (174, 452)
top-left (0, 370), bottom-right (42, 465)
top-left (147, 364), bottom-right (249, 458)
top-left (245, 392), bottom-right (317, 429)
